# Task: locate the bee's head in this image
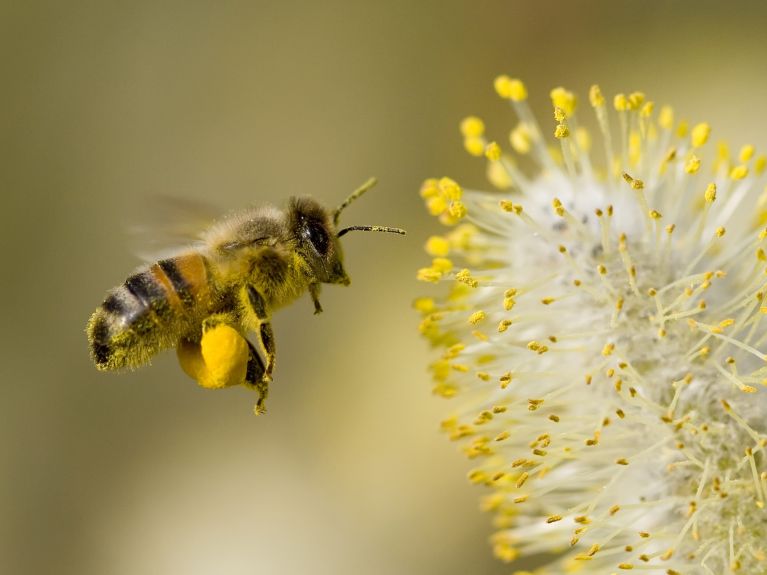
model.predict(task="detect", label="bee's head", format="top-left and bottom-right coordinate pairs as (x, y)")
top-left (289, 196), bottom-right (350, 285)
top-left (289, 178), bottom-right (405, 286)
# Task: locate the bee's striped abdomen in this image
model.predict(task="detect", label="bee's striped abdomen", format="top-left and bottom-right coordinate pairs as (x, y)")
top-left (87, 253), bottom-right (212, 371)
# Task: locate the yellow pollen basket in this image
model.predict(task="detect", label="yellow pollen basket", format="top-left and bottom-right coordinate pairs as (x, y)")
top-left (177, 324), bottom-right (250, 389)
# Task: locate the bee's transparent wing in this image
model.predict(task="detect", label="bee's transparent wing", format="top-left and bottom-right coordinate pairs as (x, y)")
top-left (129, 195), bottom-right (224, 262)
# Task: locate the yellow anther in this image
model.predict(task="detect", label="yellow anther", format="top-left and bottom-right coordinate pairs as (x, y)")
top-left (704, 183), bottom-right (717, 203)
top-left (614, 93), bottom-right (629, 111)
top-left (553, 106), bottom-right (566, 122)
top-left (658, 105), bottom-right (674, 130)
top-left (485, 141), bottom-right (502, 161)
top-left (684, 154), bottom-right (701, 174)
top-left (412, 297), bottom-right (435, 314)
top-left (552, 197), bottom-right (565, 216)
top-left (499, 199), bottom-right (515, 212)
top-left (598, 264), bottom-right (607, 275)
top-left (494, 75), bottom-right (527, 101)
top-left (740, 144), bottom-right (755, 162)
top-left (554, 124), bottom-right (570, 139)
top-left (448, 200), bottom-right (467, 219)
top-left (622, 172), bottom-right (644, 189)
top-left (550, 87), bottom-right (576, 116)
top-left (691, 122), bottom-right (711, 147)
top-left (439, 177), bottom-right (463, 200)
top-left (495, 431), bottom-right (510, 442)
top-left (468, 310), bottom-right (486, 325)
top-left (616, 458), bottom-right (629, 465)
top-left (640, 101), bottom-right (654, 118)
top-left (419, 178), bottom-right (440, 199)
top-left (730, 165), bottom-right (749, 180)
top-left (546, 515), bottom-right (563, 524)
top-left (589, 84), bottom-right (605, 107)
top-left (715, 226), bottom-right (726, 237)
top-left (628, 91), bottom-right (645, 110)
top-left (431, 257), bottom-right (453, 273)
top-left (417, 267), bottom-right (442, 283)
top-left (509, 123), bottom-right (532, 154)
top-left (602, 342), bottom-right (615, 356)
top-left (677, 120), bottom-right (689, 138)
top-left (455, 269), bottom-right (478, 288)
top-left (425, 235), bottom-right (450, 257)
top-left (756, 155), bottom-right (767, 174)
top-left (498, 319), bottom-right (512, 333)
top-left (459, 116), bottom-right (485, 138)
top-left (463, 136), bottom-right (485, 157)
top-left (649, 210), bottom-right (662, 219)
top-left (541, 297), bottom-right (555, 305)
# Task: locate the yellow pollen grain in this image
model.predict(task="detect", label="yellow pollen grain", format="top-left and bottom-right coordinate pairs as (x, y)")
top-left (460, 116), bottom-right (485, 138)
top-left (691, 122), bottom-right (711, 147)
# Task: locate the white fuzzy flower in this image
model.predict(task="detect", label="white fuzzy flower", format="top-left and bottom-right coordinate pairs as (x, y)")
top-left (416, 78), bottom-right (767, 574)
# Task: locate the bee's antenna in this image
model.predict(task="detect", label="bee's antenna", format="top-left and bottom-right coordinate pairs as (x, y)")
top-left (337, 225), bottom-right (406, 238)
top-left (333, 177), bottom-right (378, 226)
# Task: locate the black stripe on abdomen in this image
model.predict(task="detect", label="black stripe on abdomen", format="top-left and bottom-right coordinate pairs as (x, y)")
top-left (158, 258), bottom-right (193, 305)
top-left (125, 271), bottom-right (164, 307)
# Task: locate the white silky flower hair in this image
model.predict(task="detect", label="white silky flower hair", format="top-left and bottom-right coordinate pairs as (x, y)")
top-left (416, 77), bottom-right (767, 574)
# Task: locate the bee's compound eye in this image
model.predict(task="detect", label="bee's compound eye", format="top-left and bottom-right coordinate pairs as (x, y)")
top-left (306, 220), bottom-right (330, 256)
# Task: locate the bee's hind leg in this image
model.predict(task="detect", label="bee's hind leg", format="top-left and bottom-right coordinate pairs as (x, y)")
top-left (177, 312), bottom-right (249, 390)
top-left (244, 339), bottom-right (269, 415)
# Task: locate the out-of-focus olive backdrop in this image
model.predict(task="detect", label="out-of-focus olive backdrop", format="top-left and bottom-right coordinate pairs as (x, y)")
top-left (4, 1), bottom-right (767, 574)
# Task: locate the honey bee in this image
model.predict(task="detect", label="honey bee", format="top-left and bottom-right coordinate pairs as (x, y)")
top-left (87, 178), bottom-right (404, 413)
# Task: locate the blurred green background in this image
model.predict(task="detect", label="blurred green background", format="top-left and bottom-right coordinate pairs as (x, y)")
top-left (3, 1), bottom-right (767, 574)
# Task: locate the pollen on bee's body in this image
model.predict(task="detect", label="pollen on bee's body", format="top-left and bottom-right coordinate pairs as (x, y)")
top-left (417, 78), bottom-right (767, 574)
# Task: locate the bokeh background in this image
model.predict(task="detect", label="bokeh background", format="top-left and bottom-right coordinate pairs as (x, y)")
top-left (4, 1), bottom-right (767, 574)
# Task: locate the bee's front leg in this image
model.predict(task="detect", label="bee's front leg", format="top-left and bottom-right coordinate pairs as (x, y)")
top-left (309, 283), bottom-right (323, 315)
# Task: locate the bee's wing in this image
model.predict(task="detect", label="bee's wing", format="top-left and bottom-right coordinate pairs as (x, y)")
top-left (129, 195), bottom-right (224, 262)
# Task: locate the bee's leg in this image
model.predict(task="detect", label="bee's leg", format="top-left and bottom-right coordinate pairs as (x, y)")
top-left (244, 286), bottom-right (276, 381)
top-left (177, 312), bottom-right (249, 389)
top-left (309, 283), bottom-right (323, 315)
top-left (243, 339), bottom-right (269, 415)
